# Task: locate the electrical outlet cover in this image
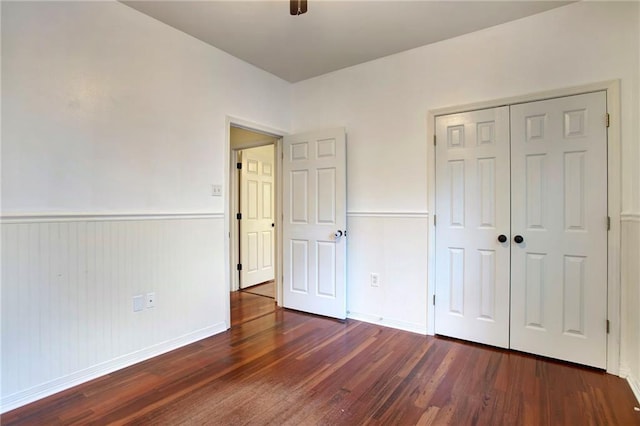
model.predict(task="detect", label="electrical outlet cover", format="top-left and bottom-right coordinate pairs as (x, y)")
top-left (146, 292), bottom-right (155, 308)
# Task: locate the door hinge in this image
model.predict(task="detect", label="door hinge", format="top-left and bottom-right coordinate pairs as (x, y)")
top-left (605, 113), bottom-right (610, 128)
top-left (236, 213), bottom-right (242, 220)
top-left (433, 135), bottom-right (436, 146)
top-left (237, 263), bottom-right (242, 271)
top-left (607, 216), bottom-right (611, 230)
top-left (432, 294), bottom-right (436, 306)
top-left (433, 215), bottom-right (436, 226)
top-left (606, 319), bottom-right (610, 334)
top-left (237, 162), bottom-right (242, 169)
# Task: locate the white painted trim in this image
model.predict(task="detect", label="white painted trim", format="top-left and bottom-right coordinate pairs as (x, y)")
top-left (0, 322), bottom-right (227, 413)
top-left (226, 116), bottom-right (287, 139)
top-left (275, 138), bottom-right (284, 307)
top-left (605, 80), bottom-right (622, 376)
top-left (621, 213), bottom-right (640, 223)
top-left (347, 211), bottom-right (429, 219)
top-left (0, 212), bottom-right (223, 224)
top-left (619, 366), bottom-right (640, 404)
top-left (347, 311), bottom-right (427, 335)
top-left (229, 149), bottom-right (241, 293)
top-left (429, 80), bottom-right (620, 117)
top-left (628, 376), bottom-right (640, 405)
top-left (426, 112), bottom-right (437, 336)
top-left (426, 80), bottom-right (622, 374)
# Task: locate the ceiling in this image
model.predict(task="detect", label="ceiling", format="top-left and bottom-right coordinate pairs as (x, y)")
top-left (122, 1), bottom-right (571, 83)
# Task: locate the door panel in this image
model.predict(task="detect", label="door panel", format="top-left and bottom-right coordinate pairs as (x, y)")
top-left (434, 92), bottom-right (608, 368)
top-left (283, 128), bottom-right (346, 319)
top-left (510, 91), bottom-right (608, 368)
top-left (435, 106), bottom-right (511, 348)
top-left (240, 145), bottom-right (275, 288)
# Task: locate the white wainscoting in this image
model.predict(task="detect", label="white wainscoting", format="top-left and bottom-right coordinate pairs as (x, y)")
top-left (345, 211), bottom-right (429, 335)
top-left (1, 213), bottom-right (227, 412)
top-left (621, 213), bottom-right (640, 403)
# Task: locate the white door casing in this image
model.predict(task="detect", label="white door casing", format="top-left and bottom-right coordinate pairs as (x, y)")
top-left (435, 106), bottom-right (511, 348)
top-left (510, 91), bottom-right (608, 368)
top-left (240, 145), bottom-right (275, 288)
top-left (282, 128), bottom-right (347, 319)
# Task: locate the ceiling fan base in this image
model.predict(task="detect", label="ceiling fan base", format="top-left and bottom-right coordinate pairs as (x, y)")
top-left (290, 0), bottom-right (308, 16)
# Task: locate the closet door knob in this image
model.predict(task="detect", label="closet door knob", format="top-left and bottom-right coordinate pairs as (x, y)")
top-left (514, 235), bottom-right (524, 244)
top-left (498, 234), bottom-right (507, 243)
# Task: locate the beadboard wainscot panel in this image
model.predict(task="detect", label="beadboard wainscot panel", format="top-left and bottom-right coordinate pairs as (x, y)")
top-left (0, 213), bottom-right (227, 412)
top-left (620, 213), bottom-right (640, 403)
top-left (345, 212), bottom-right (429, 334)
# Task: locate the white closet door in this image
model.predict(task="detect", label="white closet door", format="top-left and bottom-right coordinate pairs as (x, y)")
top-left (435, 106), bottom-right (511, 348)
top-left (510, 92), bottom-right (608, 368)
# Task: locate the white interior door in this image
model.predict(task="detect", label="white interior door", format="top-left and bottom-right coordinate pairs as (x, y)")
top-left (435, 107), bottom-right (511, 348)
top-left (510, 92), bottom-right (608, 368)
top-left (282, 128), bottom-right (346, 319)
top-left (240, 145), bottom-right (275, 288)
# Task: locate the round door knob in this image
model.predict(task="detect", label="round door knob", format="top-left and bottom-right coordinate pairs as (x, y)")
top-left (498, 234), bottom-right (507, 243)
top-left (514, 235), bottom-right (524, 244)
top-left (334, 230), bottom-right (343, 238)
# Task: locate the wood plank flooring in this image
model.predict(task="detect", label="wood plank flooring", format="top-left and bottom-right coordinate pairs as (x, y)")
top-left (3, 291), bottom-right (639, 425)
top-left (231, 285), bottom-right (277, 327)
top-left (241, 280), bottom-right (275, 299)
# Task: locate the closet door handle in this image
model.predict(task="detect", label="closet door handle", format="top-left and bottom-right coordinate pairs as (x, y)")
top-left (497, 234), bottom-right (508, 243)
top-left (514, 235), bottom-right (524, 244)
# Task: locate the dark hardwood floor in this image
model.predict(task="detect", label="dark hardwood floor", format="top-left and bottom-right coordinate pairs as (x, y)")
top-left (240, 280), bottom-right (275, 299)
top-left (231, 284), bottom-right (277, 327)
top-left (3, 291), bottom-right (639, 425)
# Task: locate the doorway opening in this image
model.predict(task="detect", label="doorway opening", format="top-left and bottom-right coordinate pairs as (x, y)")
top-left (226, 123), bottom-right (348, 326)
top-left (229, 124), bottom-right (282, 325)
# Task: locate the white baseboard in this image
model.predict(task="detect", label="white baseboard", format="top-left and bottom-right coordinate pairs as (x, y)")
top-left (0, 322), bottom-right (227, 413)
top-left (629, 376), bottom-right (640, 405)
top-left (347, 311), bottom-right (427, 335)
top-left (619, 365), bottom-right (640, 405)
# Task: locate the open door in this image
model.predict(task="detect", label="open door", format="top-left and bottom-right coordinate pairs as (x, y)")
top-left (282, 128), bottom-right (347, 319)
top-left (239, 145), bottom-right (275, 288)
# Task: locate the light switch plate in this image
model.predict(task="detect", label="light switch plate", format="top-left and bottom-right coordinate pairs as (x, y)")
top-left (211, 184), bottom-right (222, 196)
top-left (133, 295), bottom-right (144, 312)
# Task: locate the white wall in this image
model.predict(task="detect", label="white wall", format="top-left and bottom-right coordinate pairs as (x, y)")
top-left (291, 0), bottom-right (640, 380)
top-left (2, 0), bottom-right (640, 412)
top-left (1, 1), bottom-right (290, 411)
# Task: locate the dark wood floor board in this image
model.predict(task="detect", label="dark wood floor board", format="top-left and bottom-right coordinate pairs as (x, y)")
top-left (3, 291), bottom-right (639, 425)
top-left (241, 280), bottom-right (275, 299)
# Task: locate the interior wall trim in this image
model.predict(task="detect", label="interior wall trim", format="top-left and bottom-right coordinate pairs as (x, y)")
top-left (347, 211), bottom-right (429, 218)
top-left (619, 366), bottom-right (640, 404)
top-left (0, 212), bottom-right (224, 224)
top-left (347, 311), bottom-right (427, 335)
top-left (0, 322), bottom-right (227, 414)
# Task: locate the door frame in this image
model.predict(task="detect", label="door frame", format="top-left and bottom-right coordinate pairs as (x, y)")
top-left (426, 80), bottom-right (622, 375)
top-left (225, 117), bottom-right (286, 327)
